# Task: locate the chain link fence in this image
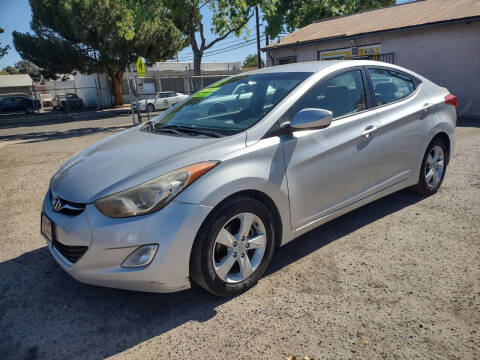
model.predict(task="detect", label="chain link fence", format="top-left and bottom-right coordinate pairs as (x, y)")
top-left (121, 74), bottom-right (233, 123)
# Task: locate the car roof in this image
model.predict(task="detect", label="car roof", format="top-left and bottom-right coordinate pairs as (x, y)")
top-left (241, 60), bottom-right (403, 75)
top-left (243, 60), bottom-right (343, 75)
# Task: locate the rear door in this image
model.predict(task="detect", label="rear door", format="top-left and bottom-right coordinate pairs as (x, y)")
top-left (283, 68), bottom-right (383, 230)
top-left (366, 67), bottom-right (432, 186)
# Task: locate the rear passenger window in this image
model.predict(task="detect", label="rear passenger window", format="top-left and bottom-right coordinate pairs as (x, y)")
top-left (294, 70), bottom-right (367, 119)
top-left (368, 68), bottom-right (415, 105)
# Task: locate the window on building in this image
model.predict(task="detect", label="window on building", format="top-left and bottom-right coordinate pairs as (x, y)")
top-left (276, 56), bottom-right (297, 65)
top-left (292, 70), bottom-right (367, 119)
top-left (367, 68), bottom-right (416, 105)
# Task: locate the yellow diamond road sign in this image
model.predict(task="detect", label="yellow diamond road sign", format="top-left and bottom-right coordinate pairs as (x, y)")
top-left (136, 57), bottom-right (145, 77)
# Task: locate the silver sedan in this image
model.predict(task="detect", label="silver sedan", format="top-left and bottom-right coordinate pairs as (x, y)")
top-left (41, 60), bottom-right (457, 296)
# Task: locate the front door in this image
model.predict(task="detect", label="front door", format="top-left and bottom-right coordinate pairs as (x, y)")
top-left (283, 69), bottom-right (383, 230)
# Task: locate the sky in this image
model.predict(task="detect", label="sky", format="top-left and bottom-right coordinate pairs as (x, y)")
top-left (0, 0), bottom-right (267, 69)
top-left (0, 0), bottom-right (33, 69)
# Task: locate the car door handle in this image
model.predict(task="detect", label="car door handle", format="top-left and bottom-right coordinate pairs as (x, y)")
top-left (361, 125), bottom-right (379, 138)
top-left (423, 103), bottom-right (432, 111)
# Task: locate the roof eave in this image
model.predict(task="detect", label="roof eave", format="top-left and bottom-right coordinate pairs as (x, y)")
top-left (262, 16), bottom-right (480, 52)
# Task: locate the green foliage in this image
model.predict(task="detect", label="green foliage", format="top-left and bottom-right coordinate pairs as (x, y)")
top-left (262, 0), bottom-right (395, 38)
top-left (15, 60), bottom-right (42, 81)
top-left (14, 0), bottom-right (184, 74)
top-left (0, 66), bottom-right (18, 75)
top-left (0, 27), bottom-right (10, 60)
top-left (0, 60), bottom-right (41, 80)
top-left (243, 53), bottom-right (264, 67)
top-left (164, 0), bottom-right (261, 75)
top-left (13, 0), bottom-right (186, 104)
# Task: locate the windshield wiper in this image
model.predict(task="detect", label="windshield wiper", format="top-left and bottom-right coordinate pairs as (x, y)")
top-left (159, 125), bottom-right (223, 138)
top-left (141, 121), bottom-right (183, 136)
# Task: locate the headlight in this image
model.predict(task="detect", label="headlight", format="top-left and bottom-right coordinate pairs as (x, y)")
top-left (94, 161), bottom-right (219, 218)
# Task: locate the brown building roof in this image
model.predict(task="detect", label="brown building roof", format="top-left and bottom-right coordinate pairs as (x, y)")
top-left (265, 0), bottom-right (480, 50)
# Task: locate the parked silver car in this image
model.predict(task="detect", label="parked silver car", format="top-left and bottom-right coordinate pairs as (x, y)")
top-left (41, 61), bottom-right (457, 296)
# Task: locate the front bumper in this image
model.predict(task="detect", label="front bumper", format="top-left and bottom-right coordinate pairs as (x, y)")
top-left (42, 192), bottom-right (212, 293)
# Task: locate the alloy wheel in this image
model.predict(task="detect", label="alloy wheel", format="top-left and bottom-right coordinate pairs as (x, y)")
top-left (212, 212), bottom-right (267, 283)
top-left (425, 145), bottom-right (445, 189)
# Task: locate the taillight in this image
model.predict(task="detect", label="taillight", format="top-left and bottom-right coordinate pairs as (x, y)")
top-left (445, 94), bottom-right (458, 108)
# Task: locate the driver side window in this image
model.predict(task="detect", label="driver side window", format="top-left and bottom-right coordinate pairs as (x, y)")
top-left (294, 70), bottom-right (367, 119)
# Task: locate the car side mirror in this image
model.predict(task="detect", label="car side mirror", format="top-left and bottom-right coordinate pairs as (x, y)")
top-left (290, 108), bottom-right (333, 130)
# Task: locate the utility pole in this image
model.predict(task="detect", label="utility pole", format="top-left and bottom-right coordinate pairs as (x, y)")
top-left (125, 65), bottom-right (136, 125)
top-left (255, 6), bottom-right (262, 69)
top-left (265, 32), bottom-right (269, 67)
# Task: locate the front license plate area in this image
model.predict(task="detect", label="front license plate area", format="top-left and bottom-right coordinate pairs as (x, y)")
top-left (41, 212), bottom-right (54, 245)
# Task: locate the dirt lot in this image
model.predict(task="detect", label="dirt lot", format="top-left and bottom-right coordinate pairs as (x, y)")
top-left (0, 115), bottom-right (479, 360)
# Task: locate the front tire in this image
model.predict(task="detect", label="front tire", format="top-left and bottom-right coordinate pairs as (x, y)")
top-left (412, 138), bottom-right (448, 195)
top-left (147, 104), bottom-right (154, 113)
top-left (190, 196), bottom-right (275, 297)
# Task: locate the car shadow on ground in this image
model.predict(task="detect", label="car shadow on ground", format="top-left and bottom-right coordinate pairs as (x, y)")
top-left (0, 189), bottom-right (426, 360)
top-left (0, 109), bottom-right (131, 130)
top-left (0, 125), bottom-right (133, 144)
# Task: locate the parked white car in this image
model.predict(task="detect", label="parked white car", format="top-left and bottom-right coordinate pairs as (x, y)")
top-left (132, 91), bottom-right (188, 112)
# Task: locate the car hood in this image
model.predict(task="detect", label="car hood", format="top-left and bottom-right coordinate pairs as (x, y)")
top-left (50, 126), bottom-right (246, 203)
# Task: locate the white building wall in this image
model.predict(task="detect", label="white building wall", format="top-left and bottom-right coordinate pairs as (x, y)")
top-left (150, 62), bottom-right (242, 74)
top-left (267, 21), bottom-right (480, 117)
top-left (74, 73), bottom-right (111, 108)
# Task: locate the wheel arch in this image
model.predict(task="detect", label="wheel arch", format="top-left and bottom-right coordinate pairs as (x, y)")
top-left (426, 130), bottom-right (452, 165)
top-left (192, 189), bottom-right (283, 254)
top-left (430, 131), bottom-right (451, 163)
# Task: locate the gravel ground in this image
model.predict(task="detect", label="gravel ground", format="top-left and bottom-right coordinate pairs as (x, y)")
top-left (0, 115), bottom-right (478, 360)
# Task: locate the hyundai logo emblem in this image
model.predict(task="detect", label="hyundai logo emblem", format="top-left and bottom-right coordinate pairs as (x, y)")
top-left (52, 196), bottom-right (64, 212)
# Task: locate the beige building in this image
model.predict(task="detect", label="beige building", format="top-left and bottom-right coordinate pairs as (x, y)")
top-left (264, 0), bottom-right (480, 117)
top-left (0, 74), bottom-right (35, 97)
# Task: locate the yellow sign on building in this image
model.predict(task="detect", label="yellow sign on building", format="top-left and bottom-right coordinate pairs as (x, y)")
top-left (136, 57), bottom-right (146, 77)
top-left (319, 44), bottom-right (381, 60)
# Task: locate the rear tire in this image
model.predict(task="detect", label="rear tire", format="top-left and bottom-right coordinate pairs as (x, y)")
top-left (412, 138), bottom-right (448, 195)
top-left (190, 196), bottom-right (275, 297)
top-left (147, 104), bottom-right (154, 113)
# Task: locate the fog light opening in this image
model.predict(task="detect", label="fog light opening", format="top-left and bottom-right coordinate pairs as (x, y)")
top-left (122, 244), bottom-right (159, 268)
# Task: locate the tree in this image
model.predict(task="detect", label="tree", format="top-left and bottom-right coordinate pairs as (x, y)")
top-left (164, 0), bottom-right (259, 76)
top-left (13, 0), bottom-right (185, 105)
top-left (0, 66), bottom-right (18, 75)
top-left (15, 60), bottom-right (42, 81)
top-left (0, 28), bottom-right (10, 60)
top-left (263, 0), bottom-right (395, 38)
top-left (243, 53), bottom-right (264, 67)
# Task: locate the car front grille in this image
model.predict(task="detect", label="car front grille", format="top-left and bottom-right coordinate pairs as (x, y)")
top-left (53, 238), bottom-right (88, 264)
top-left (49, 190), bottom-right (86, 215)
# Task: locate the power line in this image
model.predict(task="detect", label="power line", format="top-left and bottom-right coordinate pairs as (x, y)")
top-left (178, 37), bottom-right (265, 61)
top-left (178, 34), bottom-right (259, 59)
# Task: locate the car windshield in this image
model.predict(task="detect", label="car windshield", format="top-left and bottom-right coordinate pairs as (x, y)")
top-left (152, 72), bottom-right (311, 136)
top-left (66, 94), bottom-right (76, 98)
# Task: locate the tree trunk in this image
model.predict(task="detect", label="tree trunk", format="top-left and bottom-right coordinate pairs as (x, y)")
top-left (193, 50), bottom-right (202, 76)
top-left (108, 70), bottom-right (124, 106)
